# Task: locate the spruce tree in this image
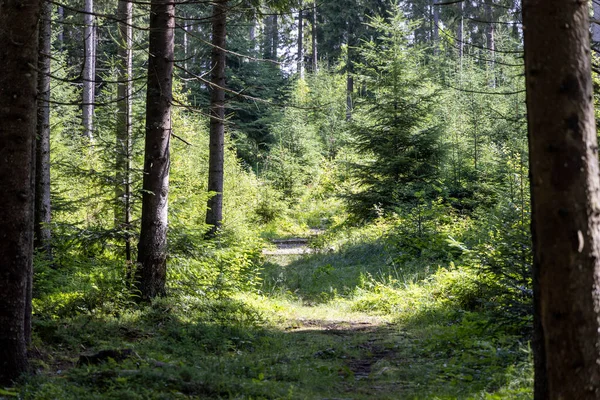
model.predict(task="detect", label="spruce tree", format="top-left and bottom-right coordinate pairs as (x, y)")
top-left (348, 8), bottom-right (443, 218)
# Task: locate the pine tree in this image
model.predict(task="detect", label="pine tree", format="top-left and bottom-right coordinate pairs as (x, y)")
top-left (0, 0), bottom-right (41, 383)
top-left (524, 0), bottom-right (600, 397)
top-left (348, 8), bottom-right (443, 219)
top-left (136, 0), bottom-right (175, 299)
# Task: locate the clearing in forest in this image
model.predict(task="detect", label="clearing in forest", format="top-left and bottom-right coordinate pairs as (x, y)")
top-left (17, 229), bottom-right (532, 399)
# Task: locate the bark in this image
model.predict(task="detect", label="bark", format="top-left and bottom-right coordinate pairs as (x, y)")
top-left (432, 0), bottom-right (439, 55)
top-left (35, 0), bottom-right (52, 259)
top-left (312, 1), bottom-right (318, 72)
top-left (136, 0), bottom-right (174, 300)
top-left (272, 14), bottom-right (278, 60)
top-left (250, 18), bottom-right (256, 42)
top-left (298, 4), bottom-right (304, 78)
top-left (205, 0), bottom-right (227, 236)
top-left (57, 6), bottom-right (64, 49)
top-left (593, 1), bottom-right (600, 49)
top-left (263, 16), bottom-right (272, 59)
top-left (83, 0), bottom-right (96, 140)
top-left (0, 0), bottom-right (40, 384)
top-left (457, 1), bottom-right (464, 60)
top-left (346, 20), bottom-right (354, 121)
top-left (523, 1), bottom-right (600, 398)
top-left (115, 0), bottom-right (133, 262)
top-left (182, 13), bottom-right (188, 71)
top-left (485, 2), bottom-right (495, 87)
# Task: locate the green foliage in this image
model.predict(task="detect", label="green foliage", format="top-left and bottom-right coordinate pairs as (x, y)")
top-left (347, 10), bottom-right (444, 219)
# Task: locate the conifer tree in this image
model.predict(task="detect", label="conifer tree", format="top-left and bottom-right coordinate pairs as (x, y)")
top-left (0, 0), bottom-right (40, 383)
top-left (136, 0), bottom-right (175, 299)
top-left (348, 8), bottom-right (443, 218)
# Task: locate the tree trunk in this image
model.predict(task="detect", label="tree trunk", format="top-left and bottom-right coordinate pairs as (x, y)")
top-left (485, 2), bottom-right (495, 87)
top-left (35, 0), bottom-right (52, 260)
top-left (83, 0), bottom-right (96, 140)
top-left (298, 4), bottom-right (304, 78)
top-left (593, 1), bottom-right (600, 49)
top-left (0, 0), bottom-right (40, 384)
top-left (312, 1), bottom-right (318, 72)
top-left (346, 20), bottom-right (354, 121)
top-left (263, 15), bottom-right (272, 59)
top-left (57, 6), bottom-right (64, 50)
top-left (115, 0), bottom-right (133, 262)
top-left (523, 1), bottom-right (600, 398)
top-left (205, 0), bottom-right (227, 236)
top-left (272, 14), bottom-right (278, 60)
top-left (432, 0), bottom-right (439, 55)
top-left (136, 0), bottom-right (174, 300)
top-left (457, 1), bottom-right (464, 61)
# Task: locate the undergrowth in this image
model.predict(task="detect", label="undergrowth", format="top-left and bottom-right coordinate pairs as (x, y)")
top-left (18, 215), bottom-right (534, 399)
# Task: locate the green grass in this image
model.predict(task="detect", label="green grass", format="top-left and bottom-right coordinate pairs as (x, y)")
top-left (16, 224), bottom-right (532, 399)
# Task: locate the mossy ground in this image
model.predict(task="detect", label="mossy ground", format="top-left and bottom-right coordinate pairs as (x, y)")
top-left (9, 230), bottom-right (532, 400)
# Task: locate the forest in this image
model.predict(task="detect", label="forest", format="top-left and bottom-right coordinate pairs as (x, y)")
top-left (0, 0), bottom-right (599, 398)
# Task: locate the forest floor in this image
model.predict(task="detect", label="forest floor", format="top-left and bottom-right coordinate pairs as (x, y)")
top-left (14, 231), bottom-right (533, 399)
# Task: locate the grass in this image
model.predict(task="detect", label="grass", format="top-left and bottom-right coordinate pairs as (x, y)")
top-left (13, 224), bottom-right (533, 399)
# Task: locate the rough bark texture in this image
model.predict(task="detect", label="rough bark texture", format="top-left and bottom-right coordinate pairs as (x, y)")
top-left (0, 0), bottom-right (40, 384)
top-left (593, 1), bottom-right (600, 49)
top-left (205, 0), bottom-right (227, 236)
top-left (83, 0), bottom-right (96, 139)
top-left (457, 1), bottom-right (463, 60)
top-left (523, 1), bottom-right (600, 398)
top-left (115, 0), bottom-right (133, 262)
top-left (57, 6), bottom-right (64, 48)
top-left (272, 14), bottom-right (279, 60)
top-left (312, 1), bottom-right (318, 72)
top-left (36, 0), bottom-right (53, 259)
top-left (136, 0), bottom-right (174, 300)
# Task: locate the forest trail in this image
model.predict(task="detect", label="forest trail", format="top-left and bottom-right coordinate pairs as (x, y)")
top-left (262, 229), bottom-right (325, 255)
top-left (258, 248), bottom-right (418, 398)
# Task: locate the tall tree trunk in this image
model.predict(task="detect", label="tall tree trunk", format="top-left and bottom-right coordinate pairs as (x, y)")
top-left (457, 1), bottom-right (464, 61)
top-left (83, 0), bottom-right (96, 140)
top-left (115, 0), bottom-right (133, 263)
top-left (312, 0), bottom-right (318, 72)
top-left (136, 0), bottom-right (174, 300)
top-left (298, 4), bottom-right (303, 77)
top-left (432, 0), bottom-right (439, 55)
top-left (0, 0), bottom-right (40, 384)
top-left (205, 0), bottom-right (227, 236)
top-left (485, 2), bottom-right (495, 86)
top-left (523, 1), bottom-right (600, 398)
top-left (263, 15), bottom-right (272, 59)
top-left (346, 20), bottom-right (354, 121)
top-left (35, 0), bottom-right (52, 260)
top-left (272, 13), bottom-right (278, 60)
top-left (593, 1), bottom-right (600, 49)
top-left (249, 18), bottom-right (256, 42)
top-left (57, 6), bottom-right (64, 50)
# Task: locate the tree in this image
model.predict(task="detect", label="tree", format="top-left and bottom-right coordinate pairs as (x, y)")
top-left (36, 0), bottom-right (53, 259)
top-left (348, 10), bottom-right (443, 219)
top-left (297, 2), bottom-right (304, 77)
top-left (205, 0), bottom-right (228, 235)
top-left (83, 0), bottom-right (96, 139)
top-left (0, 0), bottom-right (40, 384)
top-left (136, 0), bottom-right (174, 299)
top-left (523, 1), bottom-right (600, 398)
top-left (115, 0), bottom-right (134, 262)
top-left (594, 2), bottom-right (600, 49)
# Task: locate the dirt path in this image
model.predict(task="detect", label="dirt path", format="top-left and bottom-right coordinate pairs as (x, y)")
top-left (262, 238), bottom-right (313, 255)
top-left (262, 230), bottom-right (325, 255)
